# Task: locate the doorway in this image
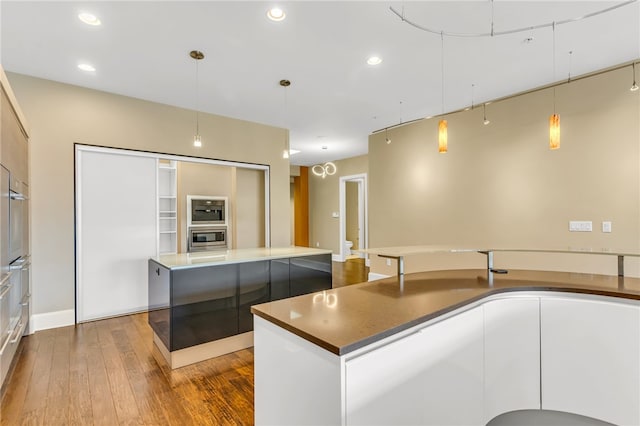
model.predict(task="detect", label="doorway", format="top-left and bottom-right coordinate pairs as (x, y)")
top-left (339, 173), bottom-right (367, 262)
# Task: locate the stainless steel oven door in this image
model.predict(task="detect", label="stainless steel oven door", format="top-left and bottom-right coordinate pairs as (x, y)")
top-left (188, 227), bottom-right (227, 252)
top-left (9, 190), bottom-right (24, 263)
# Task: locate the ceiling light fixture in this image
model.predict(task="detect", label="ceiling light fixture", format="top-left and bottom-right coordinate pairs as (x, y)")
top-left (631, 62), bottom-right (639, 92)
top-left (267, 7), bottom-right (286, 22)
top-left (312, 162), bottom-right (337, 179)
top-left (78, 12), bottom-right (101, 26)
top-left (549, 23), bottom-right (560, 150)
top-left (483, 103), bottom-right (490, 125)
top-left (367, 56), bottom-right (382, 66)
top-left (190, 50), bottom-right (204, 148)
top-left (280, 79), bottom-right (291, 159)
top-left (438, 32), bottom-right (447, 154)
top-left (78, 63), bottom-right (96, 72)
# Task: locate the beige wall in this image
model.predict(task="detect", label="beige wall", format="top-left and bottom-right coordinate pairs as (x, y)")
top-left (233, 167), bottom-right (265, 249)
top-left (6, 72), bottom-right (290, 318)
top-left (345, 182), bottom-right (359, 250)
top-left (309, 155), bottom-right (368, 253)
top-left (368, 66), bottom-right (640, 277)
top-left (177, 161), bottom-right (232, 252)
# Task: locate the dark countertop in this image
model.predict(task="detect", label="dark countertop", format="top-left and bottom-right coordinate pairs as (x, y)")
top-left (251, 269), bottom-right (640, 355)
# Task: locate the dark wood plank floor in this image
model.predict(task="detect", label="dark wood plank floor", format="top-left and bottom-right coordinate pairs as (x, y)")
top-left (0, 259), bottom-right (368, 425)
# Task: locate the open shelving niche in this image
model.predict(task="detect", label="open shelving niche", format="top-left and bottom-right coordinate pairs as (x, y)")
top-left (158, 159), bottom-right (177, 254)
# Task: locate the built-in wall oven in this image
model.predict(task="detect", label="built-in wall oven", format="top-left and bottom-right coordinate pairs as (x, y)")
top-left (188, 227), bottom-right (227, 252)
top-left (187, 195), bottom-right (227, 226)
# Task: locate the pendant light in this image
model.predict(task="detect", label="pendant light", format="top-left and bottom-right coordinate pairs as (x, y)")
top-left (631, 62), bottom-right (639, 92)
top-left (279, 79), bottom-right (291, 159)
top-left (549, 23), bottom-right (560, 150)
top-left (483, 103), bottom-right (490, 125)
top-left (190, 50), bottom-right (204, 148)
top-left (438, 32), bottom-right (447, 153)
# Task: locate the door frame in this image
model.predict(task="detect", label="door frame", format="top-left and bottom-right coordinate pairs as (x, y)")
top-left (338, 173), bottom-right (367, 263)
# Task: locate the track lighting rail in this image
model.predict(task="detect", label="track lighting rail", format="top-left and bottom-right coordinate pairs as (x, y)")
top-left (390, 0), bottom-right (637, 38)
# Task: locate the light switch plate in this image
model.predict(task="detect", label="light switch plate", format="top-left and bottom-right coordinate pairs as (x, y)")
top-left (569, 221), bottom-right (592, 232)
top-left (602, 221), bottom-right (612, 233)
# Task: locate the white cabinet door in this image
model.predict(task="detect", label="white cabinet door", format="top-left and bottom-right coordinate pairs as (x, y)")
top-left (541, 297), bottom-right (640, 425)
top-left (484, 298), bottom-right (540, 423)
top-left (345, 307), bottom-right (484, 426)
top-left (77, 148), bottom-right (158, 321)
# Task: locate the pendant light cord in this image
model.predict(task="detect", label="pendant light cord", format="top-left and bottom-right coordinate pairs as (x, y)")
top-left (195, 57), bottom-right (200, 135)
top-left (441, 31), bottom-right (445, 115)
top-left (552, 22), bottom-right (556, 114)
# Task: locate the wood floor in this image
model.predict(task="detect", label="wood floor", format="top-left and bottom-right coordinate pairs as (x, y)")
top-left (0, 259), bottom-right (368, 425)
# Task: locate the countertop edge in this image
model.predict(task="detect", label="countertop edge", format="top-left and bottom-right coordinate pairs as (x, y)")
top-left (252, 279), bottom-right (640, 356)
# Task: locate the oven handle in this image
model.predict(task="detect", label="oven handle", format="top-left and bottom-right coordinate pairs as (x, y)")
top-left (0, 282), bottom-right (12, 300)
top-left (0, 271), bottom-right (12, 288)
top-left (9, 321), bottom-right (24, 344)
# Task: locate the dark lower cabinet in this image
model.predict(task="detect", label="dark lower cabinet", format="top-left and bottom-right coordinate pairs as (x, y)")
top-left (149, 253), bottom-right (332, 352)
top-left (238, 261), bottom-right (270, 333)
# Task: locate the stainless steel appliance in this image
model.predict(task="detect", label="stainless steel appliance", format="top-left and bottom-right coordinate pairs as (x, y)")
top-left (0, 166), bottom-right (10, 351)
top-left (9, 178), bottom-right (26, 263)
top-left (187, 227), bottom-right (227, 252)
top-left (187, 196), bottom-right (227, 226)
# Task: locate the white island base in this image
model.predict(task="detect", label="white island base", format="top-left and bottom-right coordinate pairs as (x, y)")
top-left (253, 291), bottom-right (639, 426)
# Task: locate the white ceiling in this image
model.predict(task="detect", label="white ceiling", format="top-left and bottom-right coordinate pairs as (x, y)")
top-left (1, 1), bottom-right (638, 166)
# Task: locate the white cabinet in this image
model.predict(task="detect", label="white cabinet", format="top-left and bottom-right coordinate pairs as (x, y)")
top-left (345, 307), bottom-right (484, 425)
top-left (483, 298), bottom-right (540, 423)
top-left (541, 297), bottom-right (640, 425)
top-left (158, 160), bottom-right (177, 254)
top-left (76, 148), bottom-right (158, 322)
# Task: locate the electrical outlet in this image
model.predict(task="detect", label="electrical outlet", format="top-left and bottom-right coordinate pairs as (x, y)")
top-left (602, 221), bottom-right (612, 233)
top-left (386, 259), bottom-right (391, 266)
top-left (316, 242), bottom-right (320, 247)
top-left (569, 221), bottom-right (592, 232)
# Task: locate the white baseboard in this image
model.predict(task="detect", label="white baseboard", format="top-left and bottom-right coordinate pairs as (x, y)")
top-left (332, 254), bottom-right (343, 262)
top-left (32, 309), bottom-right (75, 332)
top-left (368, 272), bottom-right (391, 281)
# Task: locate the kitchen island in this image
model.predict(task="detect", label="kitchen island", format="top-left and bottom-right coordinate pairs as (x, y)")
top-left (251, 268), bottom-right (640, 425)
top-left (148, 246), bottom-right (331, 368)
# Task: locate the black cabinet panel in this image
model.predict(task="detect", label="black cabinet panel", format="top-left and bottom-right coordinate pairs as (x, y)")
top-left (290, 254), bottom-right (332, 297)
top-left (270, 259), bottom-right (290, 301)
top-left (148, 260), bottom-right (170, 349)
top-left (170, 264), bottom-right (238, 351)
top-left (149, 253), bottom-right (332, 353)
top-left (238, 261), bottom-right (270, 333)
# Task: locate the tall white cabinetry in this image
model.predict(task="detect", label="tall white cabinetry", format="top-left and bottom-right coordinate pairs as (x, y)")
top-left (541, 297), bottom-right (640, 426)
top-left (158, 160), bottom-right (177, 254)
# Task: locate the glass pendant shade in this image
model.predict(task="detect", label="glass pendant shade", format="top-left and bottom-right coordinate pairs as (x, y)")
top-left (282, 149), bottom-right (289, 159)
top-left (193, 134), bottom-right (202, 148)
top-left (438, 119), bottom-right (448, 153)
top-left (549, 114), bottom-right (560, 150)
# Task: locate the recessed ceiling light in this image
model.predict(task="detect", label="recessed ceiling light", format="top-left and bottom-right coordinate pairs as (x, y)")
top-left (321, 145), bottom-right (328, 150)
top-left (78, 63), bottom-right (96, 72)
top-left (267, 7), bottom-right (286, 21)
top-left (367, 56), bottom-right (382, 66)
top-left (78, 12), bottom-right (101, 26)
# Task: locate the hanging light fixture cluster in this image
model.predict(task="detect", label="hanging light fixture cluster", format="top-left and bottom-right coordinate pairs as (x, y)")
top-left (190, 50), bottom-right (204, 148)
top-left (311, 162), bottom-right (337, 179)
top-left (392, 1), bottom-right (639, 153)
